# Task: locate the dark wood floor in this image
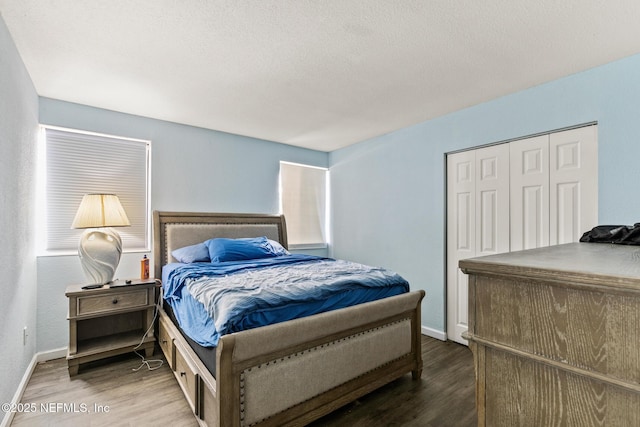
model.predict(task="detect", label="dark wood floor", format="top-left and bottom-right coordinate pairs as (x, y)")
top-left (11, 336), bottom-right (476, 427)
top-left (309, 336), bottom-right (477, 427)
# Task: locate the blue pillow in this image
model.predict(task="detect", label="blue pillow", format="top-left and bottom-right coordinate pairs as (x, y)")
top-left (205, 237), bottom-right (278, 263)
top-left (172, 242), bottom-right (211, 263)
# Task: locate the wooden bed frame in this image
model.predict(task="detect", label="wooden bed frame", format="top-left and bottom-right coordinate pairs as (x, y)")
top-left (153, 211), bottom-right (425, 427)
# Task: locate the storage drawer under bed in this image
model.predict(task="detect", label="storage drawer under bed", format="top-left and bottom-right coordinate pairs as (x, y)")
top-left (158, 313), bottom-right (176, 369)
top-left (174, 341), bottom-right (199, 413)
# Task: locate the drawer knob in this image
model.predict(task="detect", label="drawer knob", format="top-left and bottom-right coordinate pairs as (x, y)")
top-left (161, 339), bottom-right (167, 345)
top-left (112, 298), bottom-right (119, 304)
top-left (180, 371), bottom-right (186, 377)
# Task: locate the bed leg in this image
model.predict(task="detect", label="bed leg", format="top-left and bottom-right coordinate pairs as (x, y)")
top-left (68, 364), bottom-right (79, 376)
top-left (412, 368), bottom-right (422, 380)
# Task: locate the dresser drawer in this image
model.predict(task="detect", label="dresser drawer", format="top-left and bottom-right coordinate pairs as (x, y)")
top-left (76, 289), bottom-right (149, 316)
top-left (174, 346), bottom-right (198, 412)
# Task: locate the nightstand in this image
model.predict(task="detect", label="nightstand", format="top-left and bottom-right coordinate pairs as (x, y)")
top-left (66, 279), bottom-right (157, 376)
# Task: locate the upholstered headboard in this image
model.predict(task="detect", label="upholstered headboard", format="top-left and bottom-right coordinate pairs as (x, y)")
top-left (152, 211), bottom-right (288, 280)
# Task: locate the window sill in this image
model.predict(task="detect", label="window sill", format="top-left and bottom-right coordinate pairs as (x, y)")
top-left (288, 243), bottom-right (328, 250)
top-left (37, 248), bottom-right (151, 258)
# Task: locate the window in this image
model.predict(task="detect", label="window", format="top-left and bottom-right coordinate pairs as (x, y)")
top-left (279, 161), bottom-right (328, 249)
top-left (39, 126), bottom-right (150, 254)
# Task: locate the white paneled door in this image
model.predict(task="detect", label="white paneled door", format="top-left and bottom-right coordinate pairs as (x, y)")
top-left (510, 135), bottom-right (550, 251)
top-left (446, 149), bottom-right (475, 346)
top-left (549, 126), bottom-right (598, 245)
top-left (446, 144), bottom-right (509, 345)
top-left (475, 145), bottom-right (511, 258)
top-left (446, 125), bottom-right (598, 345)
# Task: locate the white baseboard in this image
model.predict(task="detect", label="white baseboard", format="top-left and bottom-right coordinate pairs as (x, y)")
top-left (421, 325), bottom-right (447, 341)
top-left (36, 347), bottom-right (67, 363)
top-left (1, 348), bottom-right (67, 427)
top-left (1, 355), bottom-right (37, 427)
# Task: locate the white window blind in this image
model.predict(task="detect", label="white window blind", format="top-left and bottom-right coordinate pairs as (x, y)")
top-left (280, 161), bottom-right (327, 248)
top-left (42, 126), bottom-right (150, 253)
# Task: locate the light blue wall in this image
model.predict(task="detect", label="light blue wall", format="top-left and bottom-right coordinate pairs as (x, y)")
top-left (37, 98), bottom-right (328, 352)
top-left (330, 53), bottom-right (640, 335)
top-left (0, 16), bottom-right (39, 416)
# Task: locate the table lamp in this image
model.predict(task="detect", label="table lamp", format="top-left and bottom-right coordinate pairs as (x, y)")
top-left (71, 194), bottom-right (130, 284)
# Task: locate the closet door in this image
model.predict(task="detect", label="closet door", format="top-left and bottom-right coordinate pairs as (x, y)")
top-left (475, 145), bottom-right (510, 257)
top-left (446, 125), bottom-right (598, 346)
top-left (446, 144), bottom-right (509, 345)
top-left (446, 150), bottom-right (476, 346)
top-left (510, 135), bottom-right (550, 251)
top-left (549, 126), bottom-right (598, 244)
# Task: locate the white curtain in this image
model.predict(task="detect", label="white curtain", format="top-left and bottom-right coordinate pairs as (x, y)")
top-left (280, 162), bottom-right (327, 247)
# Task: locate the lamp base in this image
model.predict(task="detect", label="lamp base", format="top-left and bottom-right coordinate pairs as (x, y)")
top-left (78, 228), bottom-right (123, 284)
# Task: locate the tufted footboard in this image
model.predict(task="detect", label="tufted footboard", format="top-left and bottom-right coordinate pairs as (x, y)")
top-left (223, 290), bottom-right (423, 426)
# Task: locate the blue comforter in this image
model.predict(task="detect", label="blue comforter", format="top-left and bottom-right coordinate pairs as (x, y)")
top-left (163, 254), bottom-right (409, 346)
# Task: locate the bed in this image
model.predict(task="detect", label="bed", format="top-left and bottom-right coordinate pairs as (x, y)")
top-left (153, 211), bottom-right (425, 427)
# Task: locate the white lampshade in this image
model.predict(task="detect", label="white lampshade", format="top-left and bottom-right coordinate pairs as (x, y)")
top-left (71, 194), bottom-right (130, 228)
top-left (72, 194), bottom-right (130, 284)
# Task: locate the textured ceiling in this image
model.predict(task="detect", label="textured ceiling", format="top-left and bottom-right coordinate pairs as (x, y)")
top-left (2, 1), bottom-right (640, 152)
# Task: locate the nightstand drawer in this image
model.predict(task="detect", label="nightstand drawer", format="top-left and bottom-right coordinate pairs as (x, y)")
top-left (77, 289), bottom-right (149, 316)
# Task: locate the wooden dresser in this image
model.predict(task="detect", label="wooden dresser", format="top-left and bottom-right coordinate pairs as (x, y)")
top-left (460, 243), bottom-right (640, 427)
